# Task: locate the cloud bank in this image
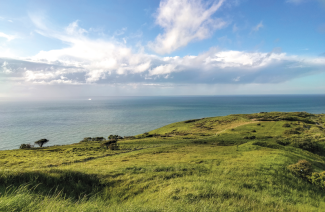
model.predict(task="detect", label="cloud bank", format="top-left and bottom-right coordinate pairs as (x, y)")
top-left (1, 23), bottom-right (325, 86)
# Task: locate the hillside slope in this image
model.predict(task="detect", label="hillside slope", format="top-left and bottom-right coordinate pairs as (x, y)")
top-left (0, 112), bottom-right (325, 211)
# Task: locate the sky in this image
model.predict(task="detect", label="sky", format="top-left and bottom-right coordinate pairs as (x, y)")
top-left (0, 0), bottom-right (325, 99)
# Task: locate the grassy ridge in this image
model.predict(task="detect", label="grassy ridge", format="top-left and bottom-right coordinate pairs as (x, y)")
top-left (1, 112), bottom-right (325, 211)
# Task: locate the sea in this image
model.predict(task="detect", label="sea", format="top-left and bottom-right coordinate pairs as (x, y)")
top-left (0, 95), bottom-right (324, 150)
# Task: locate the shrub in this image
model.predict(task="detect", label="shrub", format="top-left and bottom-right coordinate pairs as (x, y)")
top-left (310, 171), bottom-right (325, 190)
top-left (292, 138), bottom-right (319, 153)
top-left (243, 136), bottom-right (255, 139)
top-left (124, 136), bottom-right (135, 139)
top-left (108, 143), bottom-right (119, 150)
top-left (288, 160), bottom-right (313, 178)
top-left (283, 129), bottom-right (300, 135)
top-left (282, 123), bottom-right (291, 127)
top-left (92, 137), bottom-right (104, 141)
top-left (108, 135), bottom-right (120, 140)
top-left (252, 141), bottom-right (281, 149)
top-left (35, 139), bottom-right (49, 147)
top-left (102, 139), bottom-right (118, 150)
top-left (20, 144), bottom-right (32, 149)
top-left (276, 140), bottom-right (291, 146)
top-left (80, 137), bottom-right (92, 143)
top-left (251, 130), bottom-right (256, 132)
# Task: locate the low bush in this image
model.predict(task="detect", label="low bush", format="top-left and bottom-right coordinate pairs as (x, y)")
top-left (92, 137), bottom-right (104, 141)
top-left (282, 123), bottom-right (291, 127)
top-left (292, 138), bottom-right (320, 153)
top-left (101, 139), bottom-right (119, 150)
top-left (108, 135), bottom-right (122, 139)
top-left (108, 143), bottom-right (119, 150)
top-left (310, 172), bottom-right (325, 190)
top-left (284, 129), bottom-right (300, 135)
top-left (276, 140), bottom-right (291, 146)
top-left (243, 136), bottom-right (256, 139)
top-left (19, 144), bottom-right (32, 149)
top-left (288, 160), bottom-right (313, 178)
top-left (252, 141), bottom-right (281, 149)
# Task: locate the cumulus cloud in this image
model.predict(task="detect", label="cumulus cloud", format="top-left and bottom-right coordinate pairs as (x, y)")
top-left (65, 21), bottom-right (88, 36)
top-left (148, 0), bottom-right (227, 54)
top-left (2, 47), bottom-right (325, 86)
top-left (1, 61), bottom-right (12, 74)
top-left (1, 19), bottom-right (325, 88)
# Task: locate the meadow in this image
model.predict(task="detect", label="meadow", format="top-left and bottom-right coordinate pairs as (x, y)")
top-left (1, 112), bottom-right (325, 211)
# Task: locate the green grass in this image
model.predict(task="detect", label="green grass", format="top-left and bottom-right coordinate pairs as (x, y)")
top-left (1, 112), bottom-right (325, 211)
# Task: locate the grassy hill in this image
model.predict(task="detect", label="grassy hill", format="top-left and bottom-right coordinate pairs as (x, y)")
top-left (1, 112), bottom-right (325, 211)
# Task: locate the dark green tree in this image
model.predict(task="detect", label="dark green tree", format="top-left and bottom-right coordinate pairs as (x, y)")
top-left (35, 139), bottom-right (49, 147)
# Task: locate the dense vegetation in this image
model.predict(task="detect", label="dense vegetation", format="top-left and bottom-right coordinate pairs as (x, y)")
top-left (1, 112), bottom-right (325, 211)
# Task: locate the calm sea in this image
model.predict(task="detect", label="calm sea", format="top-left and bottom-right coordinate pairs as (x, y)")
top-left (0, 95), bottom-right (324, 150)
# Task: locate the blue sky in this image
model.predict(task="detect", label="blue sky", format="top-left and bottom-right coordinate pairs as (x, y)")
top-left (0, 0), bottom-right (324, 99)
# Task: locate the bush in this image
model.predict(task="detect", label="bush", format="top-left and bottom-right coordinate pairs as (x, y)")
top-left (310, 172), bottom-right (325, 190)
top-left (124, 136), bottom-right (135, 139)
top-left (243, 136), bottom-right (256, 139)
top-left (102, 139), bottom-right (118, 150)
top-left (282, 123), bottom-right (291, 127)
top-left (283, 129), bottom-right (300, 135)
top-left (92, 137), bottom-right (104, 141)
top-left (20, 144), bottom-right (32, 149)
top-left (276, 140), bottom-right (291, 146)
top-left (109, 143), bottom-right (119, 150)
top-left (108, 135), bottom-right (120, 140)
top-left (288, 160), bottom-right (313, 178)
top-left (80, 137), bottom-right (92, 143)
top-left (252, 141), bottom-right (281, 149)
top-left (292, 138), bottom-right (319, 153)
top-left (251, 130), bottom-right (256, 132)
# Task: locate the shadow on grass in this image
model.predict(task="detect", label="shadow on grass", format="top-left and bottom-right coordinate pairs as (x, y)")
top-left (0, 169), bottom-right (107, 199)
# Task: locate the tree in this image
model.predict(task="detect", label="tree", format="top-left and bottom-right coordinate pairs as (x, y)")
top-left (35, 139), bottom-right (49, 147)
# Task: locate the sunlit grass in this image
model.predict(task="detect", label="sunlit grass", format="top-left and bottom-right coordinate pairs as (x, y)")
top-left (0, 112), bottom-right (325, 211)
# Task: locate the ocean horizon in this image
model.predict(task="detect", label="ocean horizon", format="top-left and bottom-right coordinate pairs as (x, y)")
top-left (1, 94), bottom-right (324, 150)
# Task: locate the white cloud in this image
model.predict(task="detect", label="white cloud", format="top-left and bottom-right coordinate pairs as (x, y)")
top-left (149, 64), bottom-right (177, 76)
top-left (148, 0), bottom-right (227, 54)
top-left (1, 61), bottom-right (12, 74)
top-left (0, 32), bottom-right (15, 41)
top-left (1, 19), bottom-right (325, 87)
top-left (252, 21), bottom-right (264, 32)
top-left (65, 21), bottom-right (88, 36)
